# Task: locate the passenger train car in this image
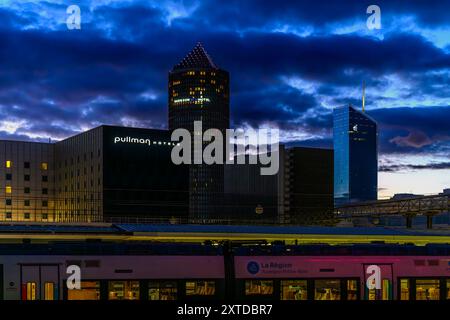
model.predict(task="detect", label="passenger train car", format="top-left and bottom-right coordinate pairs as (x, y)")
top-left (0, 242), bottom-right (449, 301)
top-left (233, 245), bottom-right (450, 301)
top-left (0, 243), bottom-right (225, 301)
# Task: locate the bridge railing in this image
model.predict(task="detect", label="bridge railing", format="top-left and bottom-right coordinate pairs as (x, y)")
top-left (335, 194), bottom-right (450, 217)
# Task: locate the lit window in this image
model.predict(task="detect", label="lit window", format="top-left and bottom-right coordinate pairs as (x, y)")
top-left (447, 280), bottom-right (450, 300)
top-left (6, 160), bottom-right (12, 168)
top-left (186, 281), bottom-right (215, 296)
top-left (44, 282), bottom-right (56, 300)
top-left (148, 281), bottom-right (177, 300)
top-left (41, 162), bottom-right (48, 170)
top-left (416, 279), bottom-right (440, 300)
top-left (314, 279), bottom-right (341, 300)
top-left (67, 281), bottom-right (100, 300)
top-left (108, 281), bottom-right (139, 300)
top-left (245, 280), bottom-right (274, 296)
top-left (347, 280), bottom-right (358, 300)
top-left (400, 279), bottom-right (410, 300)
top-left (5, 186), bottom-right (12, 194)
top-left (281, 280), bottom-right (307, 300)
top-left (23, 282), bottom-right (37, 300)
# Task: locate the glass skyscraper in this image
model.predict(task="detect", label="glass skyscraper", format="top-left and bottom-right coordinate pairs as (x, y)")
top-left (333, 105), bottom-right (378, 206)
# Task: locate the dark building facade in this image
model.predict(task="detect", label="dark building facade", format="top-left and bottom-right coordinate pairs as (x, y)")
top-left (281, 147), bottom-right (334, 225)
top-left (168, 43), bottom-right (230, 222)
top-left (224, 155), bottom-right (281, 224)
top-left (333, 105), bottom-right (378, 206)
top-left (222, 146), bottom-right (333, 225)
top-left (55, 125), bottom-right (188, 222)
top-left (102, 126), bottom-right (188, 221)
top-left (0, 126), bottom-right (188, 223)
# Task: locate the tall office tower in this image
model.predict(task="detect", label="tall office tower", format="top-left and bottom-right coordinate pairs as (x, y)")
top-left (333, 105), bottom-right (378, 206)
top-left (168, 43), bottom-right (230, 222)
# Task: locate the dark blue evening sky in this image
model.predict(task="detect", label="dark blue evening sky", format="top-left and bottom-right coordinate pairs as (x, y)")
top-left (0, 0), bottom-right (449, 196)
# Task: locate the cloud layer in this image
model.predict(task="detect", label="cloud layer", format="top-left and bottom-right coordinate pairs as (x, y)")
top-left (0, 0), bottom-right (449, 194)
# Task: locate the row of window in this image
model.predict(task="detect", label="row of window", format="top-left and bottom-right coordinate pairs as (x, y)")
top-left (3, 154), bottom-right (103, 172)
top-left (3, 212), bottom-right (49, 220)
top-left (57, 164), bottom-right (101, 180)
top-left (0, 212), bottom-right (100, 222)
top-left (245, 279), bottom-right (357, 300)
top-left (21, 278), bottom-right (450, 301)
top-left (243, 278), bottom-right (450, 301)
top-left (4, 161), bottom-right (48, 170)
top-left (3, 187), bottom-right (49, 194)
top-left (22, 280), bottom-right (215, 301)
top-left (23, 282), bottom-right (55, 300)
top-left (57, 150), bottom-right (101, 169)
top-left (4, 199), bottom-right (48, 206)
top-left (4, 175), bottom-right (49, 182)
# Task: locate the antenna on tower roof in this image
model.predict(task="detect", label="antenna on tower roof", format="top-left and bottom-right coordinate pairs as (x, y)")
top-left (362, 81), bottom-right (366, 113)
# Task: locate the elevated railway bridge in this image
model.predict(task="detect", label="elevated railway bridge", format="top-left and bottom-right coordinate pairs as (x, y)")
top-left (335, 194), bottom-right (450, 229)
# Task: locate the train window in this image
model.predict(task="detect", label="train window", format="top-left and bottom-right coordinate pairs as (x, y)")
top-left (447, 280), bottom-right (450, 300)
top-left (148, 281), bottom-right (177, 300)
top-left (44, 282), bottom-right (55, 300)
top-left (314, 279), bottom-right (341, 300)
top-left (22, 282), bottom-right (37, 300)
top-left (186, 281), bottom-right (215, 296)
top-left (67, 281), bottom-right (100, 300)
top-left (347, 280), bottom-right (358, 300)
top-left (400, 279), bottom-right (410, 300)
top-left (367, 279), bottom-right (392, 300)
top-left (108, 281), bottom-right (139, 300)
top-left (416, 279), bottom-right (440, 300)
top-left (245, 280), bottom-right (274, 296)
top-left (280, 280), bottom-right (307, 300)
top-left (382, 279), bottom-right (391, 300)
top-left (28, 282), bottom-right (37, 300)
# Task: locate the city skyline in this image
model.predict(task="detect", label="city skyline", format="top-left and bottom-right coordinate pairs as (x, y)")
top-left (0, 0), bottom-right (449, 198)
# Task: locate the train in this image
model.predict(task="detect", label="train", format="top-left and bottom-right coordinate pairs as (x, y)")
top-left (0, 242), bottom-right (449, 301)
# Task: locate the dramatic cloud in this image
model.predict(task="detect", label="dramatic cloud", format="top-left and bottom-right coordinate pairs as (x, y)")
top-left (0, 0), bottom-right (449, 195)
top-left (390, 131), bottom-right (434, 148)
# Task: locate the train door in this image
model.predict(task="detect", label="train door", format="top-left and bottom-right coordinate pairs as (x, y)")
top-left (363, 264), bottom-right (394, 300)
top-left (20, 264), bottom-right (60, 300)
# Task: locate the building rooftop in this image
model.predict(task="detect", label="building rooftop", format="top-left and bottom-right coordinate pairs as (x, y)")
top-left (172, 42), bottom-right (218, 71)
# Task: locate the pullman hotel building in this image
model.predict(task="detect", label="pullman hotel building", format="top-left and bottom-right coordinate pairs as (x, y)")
top-left (0, 125), bottom-right (188, 223)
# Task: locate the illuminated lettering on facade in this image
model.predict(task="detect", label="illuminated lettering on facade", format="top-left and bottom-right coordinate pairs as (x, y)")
top-left (113, 136), bottom-right (177, 147)
top-left (173, 97), bottom-right (211, 104)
